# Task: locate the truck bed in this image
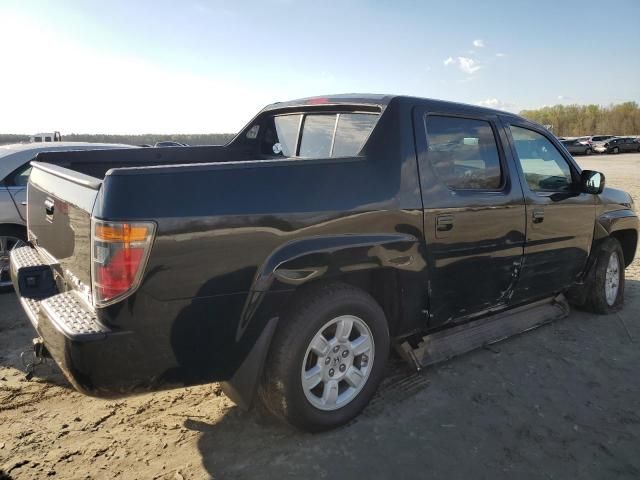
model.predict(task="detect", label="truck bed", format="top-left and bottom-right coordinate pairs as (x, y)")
top-left (34, 143), bottom-right (246, 180)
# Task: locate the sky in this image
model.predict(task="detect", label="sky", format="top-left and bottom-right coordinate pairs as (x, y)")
top-left (1, 0), bottom-right (639, 134)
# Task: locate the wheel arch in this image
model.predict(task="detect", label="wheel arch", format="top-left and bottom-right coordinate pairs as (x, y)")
top-left (593, 210), bottom-right (638, 267)
top-left (246, 234), bottom-right (427, 338)
top-left (222, 234), bottom-right (429, 410)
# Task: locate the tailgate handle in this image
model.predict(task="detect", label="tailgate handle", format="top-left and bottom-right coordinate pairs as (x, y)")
top-left (44, 199), bottom-right (55, 216)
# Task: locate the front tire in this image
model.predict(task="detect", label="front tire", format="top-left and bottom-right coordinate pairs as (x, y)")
top-left (259, 283), bottom-right (389, 432)
top-left (582, 238), bottom-right (625, 314)
top-left (613, 147), bottom-right (620, 154)
top-left (585, 147), bottom-right (592, 155)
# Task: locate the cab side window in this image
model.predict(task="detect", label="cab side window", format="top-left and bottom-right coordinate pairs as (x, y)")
top-left (424, 115), bottom-right (503, 190)
top-left (510, 126), bottom-right (573, 192)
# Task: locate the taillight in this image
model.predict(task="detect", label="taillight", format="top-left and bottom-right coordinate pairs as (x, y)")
top-left (91, 219), bottom-right (156, 307)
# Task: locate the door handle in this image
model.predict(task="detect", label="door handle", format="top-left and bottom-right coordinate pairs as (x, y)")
top-left (532, 208), bottom-right (544, 224)
top-left (44, 199), bottom-right (55, 216)
top-left (436, 214), bottom-right (454, 231)
top-left (21, 201), bottom-right (27, 206)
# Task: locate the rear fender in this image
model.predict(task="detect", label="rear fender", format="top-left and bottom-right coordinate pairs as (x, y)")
top-left (224, 233), bottom-right (424, 409)
top-left (238, 233), bottom-right (422, 339)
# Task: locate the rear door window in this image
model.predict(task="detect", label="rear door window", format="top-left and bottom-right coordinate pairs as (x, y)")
top-left (424, 115), bottom-right (503, 190)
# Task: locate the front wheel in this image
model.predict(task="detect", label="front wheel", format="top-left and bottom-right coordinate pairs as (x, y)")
top-left (585, 147), bottom-right (593, 155)
top-left (259, 283), bottom-right (389, 432)
top-left (613, 147), bottom-right (620, 154)
top-left (582, 238), bottom-right (625, 314)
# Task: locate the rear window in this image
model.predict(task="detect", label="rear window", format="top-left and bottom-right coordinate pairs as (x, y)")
top-left (273, 115), bottom-right (301, 156)
top-left (300, 115), bottom-right (336, 157)
top-left (263, 112), bottom-right (378, 158)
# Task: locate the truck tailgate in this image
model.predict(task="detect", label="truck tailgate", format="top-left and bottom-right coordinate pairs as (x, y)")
top-left (27, 162), bottom-right (101, 300)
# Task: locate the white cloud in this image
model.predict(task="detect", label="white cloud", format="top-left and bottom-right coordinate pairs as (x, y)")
top-left (495, 52), bottom-right (506, 57)
top-left (457, 57), bottom-right (482, 74)
top-left (557, 95), bottom-right (579, 103)
top-left (477, 98), bottom-right (515, 111)
top-left (473, 39), bottom-right (485, 48)
top-left (443, 56), bottom-right (482, 75)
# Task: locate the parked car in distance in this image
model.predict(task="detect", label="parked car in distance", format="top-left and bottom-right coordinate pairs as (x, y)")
top-left (10, 94), bottom-right (638, 432)
top-left (561, 137), bottom-right (593, 155)
top-left (0, 142), bottom-right (134, 289)
top-left (594, 137), bottom-right (640, 154)
top-left (589, 135), bottom-right (615, 143)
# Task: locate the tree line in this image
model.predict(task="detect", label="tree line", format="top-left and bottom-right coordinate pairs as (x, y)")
top-left (2, 101), bottom-right (639, 145)
top-left (0, 133), bottom-right (235, 146)
top-left (519, 102), bottom-right (640, 137)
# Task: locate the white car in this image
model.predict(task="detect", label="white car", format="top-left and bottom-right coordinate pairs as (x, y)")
top-left (0, 142), bottom-right (134, 289)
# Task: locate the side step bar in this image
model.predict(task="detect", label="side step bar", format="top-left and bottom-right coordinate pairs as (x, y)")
top-left (398, 295), bottom-right (570, 370)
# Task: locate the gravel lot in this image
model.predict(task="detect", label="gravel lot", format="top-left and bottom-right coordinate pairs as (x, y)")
top-left (1, 154), bottom-right (639, 480)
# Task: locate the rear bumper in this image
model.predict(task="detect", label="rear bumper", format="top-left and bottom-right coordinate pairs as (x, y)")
top-left (10, 245), bottom-right (141, 397)
top-left (10, 244), bottom-right (284, 399)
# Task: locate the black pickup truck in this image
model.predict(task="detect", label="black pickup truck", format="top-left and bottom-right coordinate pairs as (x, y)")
top-left (10, 94), bottom-right (638, 432)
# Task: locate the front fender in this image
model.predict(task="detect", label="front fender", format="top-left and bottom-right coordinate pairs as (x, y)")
top-left (594, 209), bottom-right (638, 239)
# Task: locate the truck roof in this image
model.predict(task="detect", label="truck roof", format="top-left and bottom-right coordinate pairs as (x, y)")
top-left (264, 93), bottom-right (522, 120)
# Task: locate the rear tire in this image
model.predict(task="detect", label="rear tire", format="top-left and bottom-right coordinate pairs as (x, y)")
top-left (259, 283), bottom-right (389, 432)
top-left (0, 225), bottom-right (27, 292)
top-left (585, 148), bottom-right (592, 155)
top-left (581, 238), bottom-right (625, 314)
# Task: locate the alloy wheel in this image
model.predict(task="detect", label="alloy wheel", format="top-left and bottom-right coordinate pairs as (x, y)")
top-left (604, 251), bottom-right (620, 306)
top-left (301, 315), bottom-right (374, 411)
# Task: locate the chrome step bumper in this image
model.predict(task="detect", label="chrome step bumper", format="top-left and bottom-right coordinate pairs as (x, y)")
top-left (11, 245), bottom-right (109, 341)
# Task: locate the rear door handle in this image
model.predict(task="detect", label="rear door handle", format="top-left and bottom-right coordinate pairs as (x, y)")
top-left (532, 208), bottom-right (544, 223)
top-left (436, 214), bottom-right (455, 231)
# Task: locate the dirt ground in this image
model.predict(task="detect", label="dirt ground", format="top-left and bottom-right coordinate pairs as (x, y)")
top-left (1, 154), bottom-right (639, 480)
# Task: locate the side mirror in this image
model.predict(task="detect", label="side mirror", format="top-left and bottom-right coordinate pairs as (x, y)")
top-left (581, 170), bottom-right (605, 194)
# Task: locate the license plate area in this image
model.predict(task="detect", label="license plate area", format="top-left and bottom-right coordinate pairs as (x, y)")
top-left (17, 265), bottom-right (58, 299)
